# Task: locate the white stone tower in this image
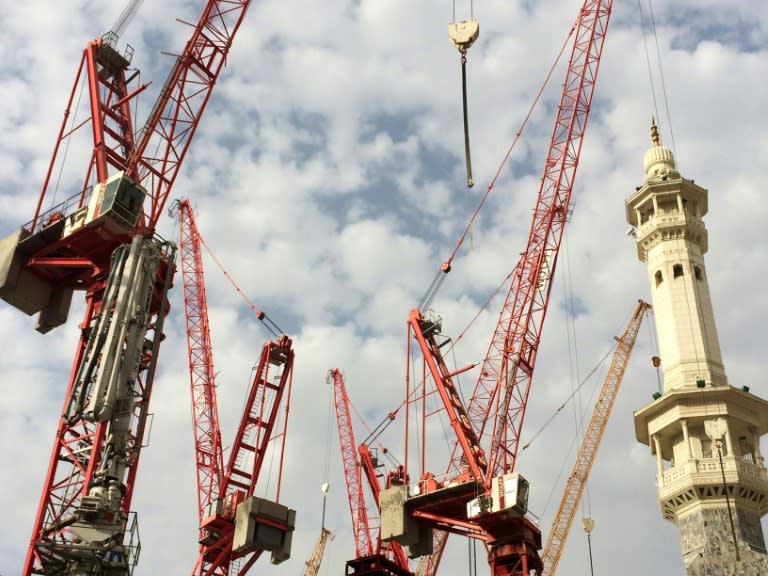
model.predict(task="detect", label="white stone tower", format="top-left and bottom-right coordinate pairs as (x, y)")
top-left (627, 122), bottom-right (768, 575)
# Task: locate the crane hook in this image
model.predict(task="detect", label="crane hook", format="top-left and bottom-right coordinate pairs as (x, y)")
top-left (448, 19), bottom-right (479, 189)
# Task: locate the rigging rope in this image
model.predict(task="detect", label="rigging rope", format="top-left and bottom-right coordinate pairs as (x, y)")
top-left (637, 0), bottom-right (660, 126)
top-left (51, 71), bottom-right (88, 210)
top-left (647, 0), bottom-right (678, 161)
top-left (110, 0), bottom-right (145, 38)
top-left (520, 341), bottom-right (617, 453)
top-left (419, 15), bottom-right (579, 310)
top-left (461, 53), bottom-right (474, 188)
top-left (562, 234), bottom-right (593, 520)
top-left (323, 372), bottom-right (335, 491)
top-left (638, 0), bottom-right (678, 163)
top-left (197, 231), bottom-right (285, 338)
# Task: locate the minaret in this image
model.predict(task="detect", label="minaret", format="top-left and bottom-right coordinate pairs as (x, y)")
top-left (627, 122), bottom-right (768, 575)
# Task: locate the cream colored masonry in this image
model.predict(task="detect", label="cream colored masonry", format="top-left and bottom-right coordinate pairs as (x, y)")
top-left (629, 126), bottom-right (768, 576)
top-left (625, 139), bottom-right (726, 392)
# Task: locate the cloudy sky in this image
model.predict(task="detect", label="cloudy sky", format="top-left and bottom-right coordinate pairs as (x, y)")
top-left (1, 0), bottom-right (767, 575)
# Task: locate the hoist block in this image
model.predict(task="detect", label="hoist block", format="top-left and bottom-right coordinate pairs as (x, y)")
top-left (448, 19), bottom-right (479, 52)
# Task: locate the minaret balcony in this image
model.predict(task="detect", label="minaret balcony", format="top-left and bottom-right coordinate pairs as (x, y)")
top-left (657, 456), bottom-right (768, 520)
top-left (635, 212), bottom-right (708, 253)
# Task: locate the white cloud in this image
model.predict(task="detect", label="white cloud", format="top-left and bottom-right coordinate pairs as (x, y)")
top-left (1, 0), bottom-right (766, 575)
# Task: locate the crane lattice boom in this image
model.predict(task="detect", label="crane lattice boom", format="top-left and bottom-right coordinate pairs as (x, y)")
top-left (398, 2), bottom-right (615, 575)
top-left (176, 200), bottom-right (296, 575)
top-left (330, 369), bottom-right (413, 575)
top-left (330, 368), bottom-right (375, 558)
top-left (177, 199), bottom-right (225, 523)
top-left (473, 0), bottom-right (614, 481)
top-left (304, 528), bottom-right (334, 576)
top-left (540, 301), bottom-right (650, 575)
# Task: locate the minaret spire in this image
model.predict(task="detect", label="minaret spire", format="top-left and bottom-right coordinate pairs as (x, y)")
top-left (626, 126), bottom-right (768, 575)
top-left (650, 117), bottom-right (660, 145)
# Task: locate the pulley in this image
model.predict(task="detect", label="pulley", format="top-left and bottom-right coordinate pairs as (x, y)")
top-left (448, 18), bottom-right (479, 54)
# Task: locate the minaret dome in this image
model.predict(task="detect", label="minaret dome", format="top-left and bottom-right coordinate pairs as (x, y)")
top-left (643, 120), bottom-right (679, 182)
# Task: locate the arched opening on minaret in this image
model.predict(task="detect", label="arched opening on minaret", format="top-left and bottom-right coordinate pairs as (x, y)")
top-left (673, 263), bottom-right (684, 279)
top-left (739, 436), bottom-right (756, 464)
top-left (655, 270), bottom-right (663, 286)
top-left (694, 266), bottom-right (703, 281)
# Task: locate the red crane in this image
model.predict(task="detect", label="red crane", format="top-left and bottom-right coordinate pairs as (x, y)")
top-left (385, 1), bottom-right (615, 574)
top-left (0, 2), bottom-right (257, 573)
top-left (176, 199), bottom-right (296, 575)
top-left (329, 368), bottom-right (413, 576)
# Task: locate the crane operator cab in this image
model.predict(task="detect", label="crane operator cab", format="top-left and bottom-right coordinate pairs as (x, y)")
top-left (0, 171), bottom-right (147, 333)
top-left (65, 171), bottom-right (147, 238)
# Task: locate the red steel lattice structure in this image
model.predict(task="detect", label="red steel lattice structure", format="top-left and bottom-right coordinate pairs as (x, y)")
top-left (2, 2), bottom-right (257, 574)
top-left (176, 199), bottom-right (296, 575)
top-left (178, 200), bottom-right (225, 528)
top-left (330, 368), bottom-right (375, 560)
top-left (399, 2), bottom-right (615, 575)
top-left (329, 369), bottom-right (412, 576)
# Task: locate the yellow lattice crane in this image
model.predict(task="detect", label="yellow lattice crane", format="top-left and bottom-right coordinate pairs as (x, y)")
top-left (304, 528), bottom-right (334, 576)
top-left (304, 483), bottom-right (334, 576)
top-left (541, 300), bottom-right (651, 575)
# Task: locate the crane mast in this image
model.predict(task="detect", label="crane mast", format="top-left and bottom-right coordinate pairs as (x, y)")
top-left (540, 301), bottom-right (650, 575)
top-left (30, 235), bottom-right (176, 574)
top-left (0, 2), bottom-right (257, 573)
top-left (329, 369), bottom-right (413, 576)
top-left (387, 1), bottom-right (615, 575)
top-left (175, 200), bottom-right (296, 575)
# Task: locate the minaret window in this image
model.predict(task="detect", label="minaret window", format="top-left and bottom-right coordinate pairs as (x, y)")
top-left (694, 266), bottom-right (703, 281)
top-left (655, 270), bottom-right (663, 286)
top-left (740, 437), bottom-right (755, 464)
top-left (673, 263), bottom-right (684, 278)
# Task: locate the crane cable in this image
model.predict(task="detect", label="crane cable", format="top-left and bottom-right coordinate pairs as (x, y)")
top-left (449, 3), bottom-right (478, 188)
top-left (562, 238), bottom-right (597, 572)
top-left (529, 339), bottom-right (616, 522)
top-left (638, 0), bottom-right (677, 162)
top-left (419, 15), bottom-right (580, 311)
top-left (520, 341), bottom-right (616, 454)
top-left (168, 201), bottom-right (286, 338)
top-left (197, 231), bottom-right (285, 338)
top-left (110, 0), bottom-right (145, 38)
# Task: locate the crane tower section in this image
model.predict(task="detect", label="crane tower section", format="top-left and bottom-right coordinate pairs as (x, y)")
top-left (2, 1), bottom-right (259, 574)
top-left (33, 234), bottom-right (176, 574)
